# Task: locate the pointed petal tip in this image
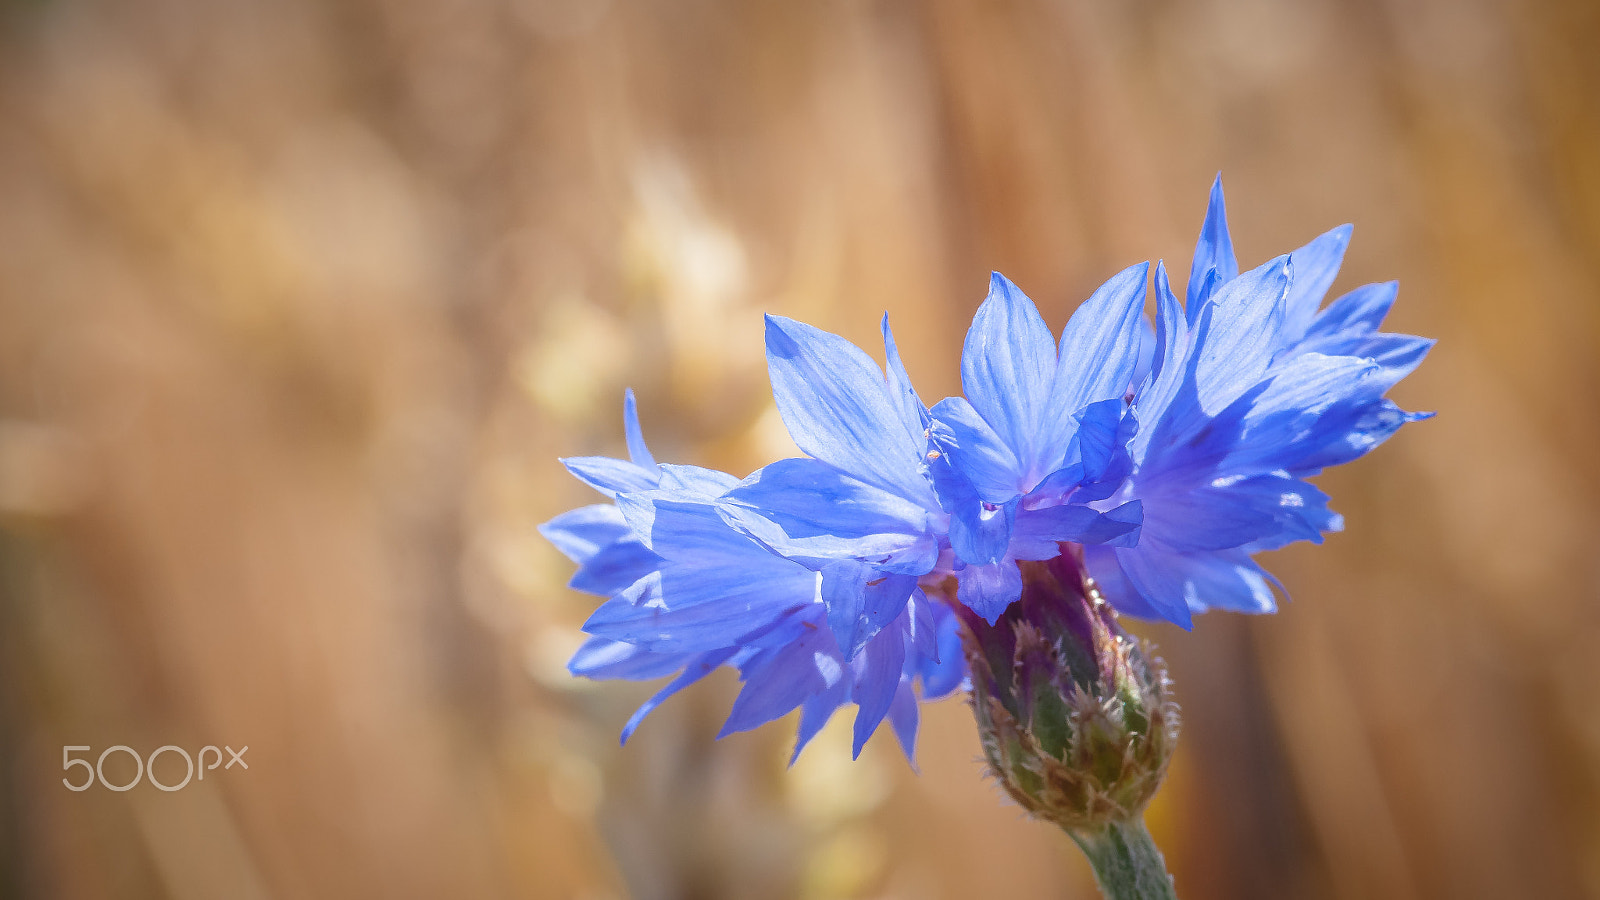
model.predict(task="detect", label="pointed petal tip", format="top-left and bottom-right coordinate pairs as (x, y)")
top-left (620, 711), bottom-right (646, 745)
top-left (985, 271), bottom-right (1029, 301)
top-left (762, 312), bottom-right (800, 342)
top-left (762, 313), bottom-right (810, 361)
top-left (1206, 176), bottom-right (1228, 215)
top-left (622, 386), bottom-right (657, 469)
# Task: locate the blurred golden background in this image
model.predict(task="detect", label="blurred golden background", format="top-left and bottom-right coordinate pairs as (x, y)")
top-left (1, 0), bottom-right (1597, 898)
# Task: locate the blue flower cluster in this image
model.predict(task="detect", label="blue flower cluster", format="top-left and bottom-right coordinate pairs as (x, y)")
top-left (542, 178), bottom-right (1432, 761)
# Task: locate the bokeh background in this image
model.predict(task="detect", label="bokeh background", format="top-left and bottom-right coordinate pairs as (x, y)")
top-left (1, 0), bottom-right (1597, 897)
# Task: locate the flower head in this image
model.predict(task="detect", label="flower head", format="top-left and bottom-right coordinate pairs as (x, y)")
top-left (541, 176), bottom-right (1431, 761)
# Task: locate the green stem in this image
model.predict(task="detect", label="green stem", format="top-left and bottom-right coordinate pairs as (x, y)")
top-left (1068, 818), bottom-right (1179, 900)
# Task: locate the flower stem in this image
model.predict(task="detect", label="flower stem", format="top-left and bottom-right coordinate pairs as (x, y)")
top-left (1069, 818), bottom-right (1179, 900)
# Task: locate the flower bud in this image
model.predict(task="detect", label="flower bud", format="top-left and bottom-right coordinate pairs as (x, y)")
top-left (953, 552), bottom-right (1180, 832)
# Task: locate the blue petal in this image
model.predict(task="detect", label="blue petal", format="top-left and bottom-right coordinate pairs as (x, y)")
top-left (821, 561), bottom-right (917, 660)
top-left (583, 512), bottom-right (819, 650)
top-left (568, 636), bottom-right (696, 680)
top-left (928, 396), bottom-right (1024, 502)
top-left (583, 580), bottom-right (810, 652)
top-left (569, 539), bottom-right (662, 595)
top-left (539, 504), bottom-right (631, 563)
top-left (1305, 281), bottom-right (1397, 339)
top-left (1218, 352), bottom-right (1395, 474)
top-left (1023, 461), bottom-right (1087, 507)
top-left (1082, 545), bottom-right (1166, 621)
top-left (1148, 261), bottom-right (1188, 388)
top-left (719, 502), bottom-right (939, 573)
top-left (1250, 352), bottom-right (1383, 421)
top-left (1297, 327), bottom-right (1432, 382)
top-left (656, 464), bottom-right (740, 497)
top-left (721, 626), bottom-right (837, 737)
top-left (887, 679), bottom-right (920, 764)
top-left (1281, 225), bottom-right (1352, 345)
top-left (615, 541), bottom-right (810, 610)
top-left (562, 455), bottom-right (660, 498)
top-left (1289, 400), bottom-right (1433, 473)
top-left (1010, 499), bottom-right (1143, 559)
top-left (1129, 314), bottom-right (1157, 397)
top-left (623, 388), bottom-right (656, 469)
top-left (1120, 547), bottom-right (1279, 616)
top-left (790, 672), bottom-right (851, 764)
top-left (882, 315), bottom-right (930, 446)
top-left (719, 458), bottom-right (938, 573)
top-left (1233, 475), bottom-right (1343, 550)
top-left (618, 496), bottom-right (780, 563)
top-left (918, 608), bottom-right (969, 699)
top-left (1189, 268), bottom-right (1223, 315)
top-left (1091, 424), bottom-right (1146, 497)
top-left (1349, 334), bottom-right (1435, 385)
top-left (725, 457), bottom-right (933, 541)
top-left (1187, 175), bottom-right (1239, 314)
top-left (902, 589), bottom-right (941, 665)
top-left (957, 559), bottom-right (1023, 623)
top-left (1107, 548), bottom-right (1201, 628)
top-left (851, 625), bottom-right (906, 758)
top-left (960, 273), bottom-right (1058, 477)
top-left (1138, 474), bottom-right (1302, 552)
top-left (764, 315), bottom-right (937, 507)
top-left (622, 648), bottom-right (741, 744)
top-left (1193, 254), bottom-right (1290, 415)
top-left (1034, 403), bottom-right (1140, 510)
top-left (948, 497), bottom-right (1017, 567)
top-left (1073, 398), bottom-right (1126, 483)
top-left (1132, 263), bottom-right (1206, 461)
top-left (1038, 262), bottom-right (1149, 475)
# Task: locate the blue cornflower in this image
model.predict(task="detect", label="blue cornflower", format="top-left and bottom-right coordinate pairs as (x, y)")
top-left (542, 390), bottom-right (965, 761)
top-left (542, 176), bottom-right (1431, 762)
